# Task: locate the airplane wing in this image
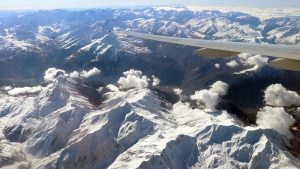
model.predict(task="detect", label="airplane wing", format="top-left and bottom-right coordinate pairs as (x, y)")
top-left (115, 31), bottom-right (300, 71)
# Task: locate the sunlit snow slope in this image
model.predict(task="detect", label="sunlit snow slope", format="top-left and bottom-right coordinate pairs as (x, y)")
top-left (0, 76), bottom-right (299, 169)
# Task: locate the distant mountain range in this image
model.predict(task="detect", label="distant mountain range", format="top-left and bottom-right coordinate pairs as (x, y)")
top-left (1, 7), bottom-right (300, 107)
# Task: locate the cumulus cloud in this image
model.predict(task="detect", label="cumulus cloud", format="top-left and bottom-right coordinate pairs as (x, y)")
top-left (209, 81), bottom-right (229, 96)
top-left (117, 69), bottom-right (150, 89)
top-left (69, 71), bottom-right (80, 78)
top-left (226, 60), bottom-right (239, 68)
top-left (97, 87), bottom-right (104, 92)
top-left (246, 55), bottom-right (268, 68)
top-left (190, 81), bottom-right (229, 108)
top-left (44, 68), bottom-right (66, 83)
top-left (239, 53), bottom-right (252, 60)
top-left (69, 67), bottom-right (101, 79)
top-left (215, 63), bottom-right (220, 68)
top-left (190, 89), bottom-right (219, 108)
top-left (237, 53), bottom-right (268, 73)
top-left (106, 84), bottom-right (120, 92)
top-left (256, 106), bottom-right (295, 138)
top-left (80, 67), bottom-right (101, 78)
top-left (174, 88), bottom-right (182, 95)
top-left (264, 84), bottom-right (300, 107)
top-left (2, 86), bottom-right (12, 91)
top-left (123, 69), bottom-right (142, 77)
top-left (152, 75), bottom-right (160, 86)
top-left (8, 86), bottom-right (42, 96)
top-left (44, 67), bottom-right (101, 82)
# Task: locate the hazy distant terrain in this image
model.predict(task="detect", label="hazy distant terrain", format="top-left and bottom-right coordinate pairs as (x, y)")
top-left (0, 6), bottom-right (300, 168)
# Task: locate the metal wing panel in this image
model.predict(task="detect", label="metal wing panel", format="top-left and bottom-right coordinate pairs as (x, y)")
top-left (193, 48), bottom-right (240, 58)
top-left (116, 31), bottom-right (300, 60)
top-left (268, 58), bottom-right (300, 71)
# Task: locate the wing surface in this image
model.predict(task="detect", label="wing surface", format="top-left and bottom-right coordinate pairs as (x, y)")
top-left (115, 31), bottom-right (300, 71)
top-left (115, 31), bottom-right (300, 60)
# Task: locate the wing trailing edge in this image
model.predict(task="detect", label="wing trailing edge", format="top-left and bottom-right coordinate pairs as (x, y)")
top-left (268, 58), bottom-right (300, 72)
top-left (193, 48), bottom-right (240, 58)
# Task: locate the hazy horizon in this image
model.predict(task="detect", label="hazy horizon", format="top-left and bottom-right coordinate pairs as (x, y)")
top-left (1, 0), bottom-right (300, 10)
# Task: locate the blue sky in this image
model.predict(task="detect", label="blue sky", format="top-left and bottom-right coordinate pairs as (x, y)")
top-left (1, 0), bottom-right (300, 9)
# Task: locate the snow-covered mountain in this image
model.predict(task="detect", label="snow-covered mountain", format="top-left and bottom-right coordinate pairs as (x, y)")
top-left (1, 73), bottom-right (300, 169)
top-left (0, 6), bottom-right (299, 102)
top-left (0, 6), bottom-right (299, 60)
top-left (1, 6), bottom-right (300, 168)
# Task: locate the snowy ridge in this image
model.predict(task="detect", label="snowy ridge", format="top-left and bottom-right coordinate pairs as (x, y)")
top-left (0, 78), bottom-right (299, 168)
top-left (0, 7), bottom-right (300, 62)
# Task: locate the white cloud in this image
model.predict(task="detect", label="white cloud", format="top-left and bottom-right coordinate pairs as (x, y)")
top-left (209, 81), bottom-right (229, 96)
top-left (2, 86), bottom-right (12, 91)
top-left (117, 69), bottom-right (150, 89)
top-left (226, 60), bottom-right (239, 68)
top-left (264, 84), bottom-right (300, 107)
top-left (8, 86), bottom-right (42, 96)
top-left (106, 84), bottom-right (120, 92)
top-left (123, 69), bottom-right (142, 77)
top-left (256, 106), bottom-right (295, 138)
top-left (237, 53), bottom-right (268, 73)
top-left (80, 67), bottom-right (101, 78)
top-left (44, 67), bottom-right (101, 82)
top-left (239, 53), bottom-right (252, 60)
top-left (97, 87), bottom-right (104, 92)
top-left (191, 89), bottom-right (219, 108)
top-left (44, 68), bottom-right (66, 83)
top-left (190, 81), bottom-right (229, 108)
top-left (215, 63), bottom-right (220, 68)
top-left (69, 67), bottom-right (101, 79)
top-left (152, 75), bottom-right (160, 86)
top-left (69, 71), bottom-right (80, 78)
top-left (246, 55), bottom-right (268, 69)
top-left (174, 88), bottom-right (182, 95)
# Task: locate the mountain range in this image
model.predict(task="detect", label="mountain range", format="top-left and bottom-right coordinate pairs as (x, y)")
top-left (1, 6), bottom-right (300, 168)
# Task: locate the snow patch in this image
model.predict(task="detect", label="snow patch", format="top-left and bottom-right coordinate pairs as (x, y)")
top-left (99, 44), bottom-right (112, 55)
top-left (78, 35), bottom-right (108, 52)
